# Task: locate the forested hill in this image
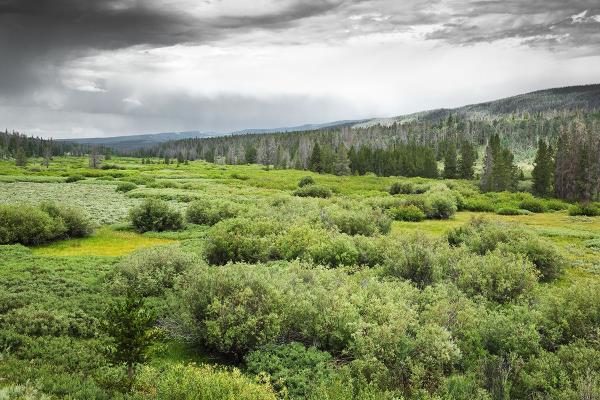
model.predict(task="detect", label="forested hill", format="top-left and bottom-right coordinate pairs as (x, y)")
top-left (0, 130), bottom-right (105, 159)
top-left (123, 84), bottom-right (600, 174)
top-left (57, 120), bottom-right (365, 151)
top-left (355, 84), bottom-right (600, 128)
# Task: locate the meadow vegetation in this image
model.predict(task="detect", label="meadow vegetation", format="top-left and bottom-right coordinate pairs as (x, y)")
top-left (0, 156), bottom-right (598, 400)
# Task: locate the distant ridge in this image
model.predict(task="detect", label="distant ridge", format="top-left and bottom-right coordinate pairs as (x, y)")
top-left (59, 120), bottom-right (363, 150)
top-left (354, 83), bottom-right (600, 128)
top-left (59, 84), bottom-right (600, 149)
top-left (58, 130), bottom-right (217, 151)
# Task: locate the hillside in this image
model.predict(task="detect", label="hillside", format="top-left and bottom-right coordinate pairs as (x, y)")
top-left (354, 84), bottom-right (600, 128)
top-left (58, 130), bottom-right (216, 151)
top-left (59, 120), bottom-right (364, 151)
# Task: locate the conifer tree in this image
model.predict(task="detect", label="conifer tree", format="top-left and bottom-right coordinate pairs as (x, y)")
top-left (308, 143), bottom-right (322, 173)
top-left (15, 147), bottom-right (27, 167)
top-left (104, 290), bottom-right (157, 380)
top-left (443, 142), bottom-right (458, 179)
top-left (532, 139), bottom-right (553, 197)
top-left (245, 145), bottom-right (257, 164)
top-left (481, 134), bottom-right (518, 192)
top-left (458, 141), bottom-right (477, 179)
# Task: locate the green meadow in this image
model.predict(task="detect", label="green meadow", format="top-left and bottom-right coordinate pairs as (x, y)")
top-left (0, 156), bottom-right (598, 400)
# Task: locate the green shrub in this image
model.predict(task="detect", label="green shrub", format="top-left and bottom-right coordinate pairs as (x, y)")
top-left (273, 225), bottom-right (321, 261)
top-left (122, 175), bottom-right (155, 185)
top-left (109, 245), bottom-right (195, 296)
top-left (455, 250), bottom-right (538, 303)
top-left (0, 383), bottom-right (51, 400)
top-left (115, 181), bottom-right (137, 192)
top-left (204, 218), bottom-right (280, 265)
top-left (353, 235), bottom-right (387, 267)
top-left (543, 199), bottom-right (569, 211)
top-left (186, 200), bottom-right (240, 225)
top-left (447, 218), bottom-right (564, 281)
top-left (309, 233), bottom-right (359, 267)
top-left (496, 207), bottom-right (521, 215)
top-left (129, 199), bottom-right (184, 233)
top-left (381, 236), bottom-right (444, 288)
top-left (65, 175), bottom-right (84, 183)
top-left (427, 192), bottom-right (457, 219)
top-left (388, 205), bottom-right (426, 221)
top-left (389, 181), bottom-right (414, 195)
top-left (132, 363), bottom-right (276, 400)
top-left (100, 164), bottom-right (125, 170)
top-left (568, 203), bottom-right (600, 217)
top-left (0, 205), bottom-right (62, 245)
top-left (519, 199), bottom-right (546, 213)
top-left (293, 185), bottom-right (332, 198)
top-left (501, 239), bottom-right (564, 282)
top-left (39, 201), bottom-right (94, 238)
top-left (403, 196), bottom-right (434, 216)
top-left (298, 176), bottom-right (316, 187)
top-left (183, 265), bottom-right (284, 356)
top-left (537, 280), bottom-right (600, 347)
top-left (245, 343), bottom-right (334, 399)
top-left (321, 206), bottom-right (390, 236)
top-left (463, 197), bottom-right (495, 212)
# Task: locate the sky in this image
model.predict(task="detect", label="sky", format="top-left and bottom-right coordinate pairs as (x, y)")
top-left (1, 0), bottom-right (600, 139)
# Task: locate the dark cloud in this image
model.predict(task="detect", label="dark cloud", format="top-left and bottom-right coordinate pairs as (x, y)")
top-left (426, 1), bottom-right (600, 52)
top-left (0, 0), bottom-right (351, 94)
top-left (1, 0), bottom-right (599, 138)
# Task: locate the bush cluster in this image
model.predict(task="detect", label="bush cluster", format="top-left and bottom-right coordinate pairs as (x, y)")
top-left (388, 205), bottom-right (426, 221)
top-left (132, 363), bottom-right (276, 400)
top-left (186, 199), bottom-right (240, 225)
top-left (0, 202), bottom-right (93, 245)
top-left (115, 181), bottom-right (137, 192)
top-left (109, 245), bottom-right (195, 296)
top-left (389, 181), bottom-right (414, 195)
top-left (447, 218), bottom-right (564, 281)
top-left (293, 185), bottom-right (332, 198)
top-left (298, 176), bottom-right (315, 187)
top-left (65, 175), bottom-right (84, 183)
top-left (129, 199), bottom-right (184, 233)
top-left (568, 202), bottom-right (600, 216)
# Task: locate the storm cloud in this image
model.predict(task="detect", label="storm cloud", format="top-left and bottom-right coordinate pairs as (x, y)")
top-left (1, 0), bottom-right (599, 138)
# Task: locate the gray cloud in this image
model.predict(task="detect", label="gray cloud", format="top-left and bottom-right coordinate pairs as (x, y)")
top-left (1, 0), bottom-right (599, 138)
top-left (426, 1), bottom-right (600, 52)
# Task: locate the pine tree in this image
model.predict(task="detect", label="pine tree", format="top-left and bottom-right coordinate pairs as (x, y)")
top-left (422, 148), bottom-right (439, 178)
top-left (104, 290), bottom-right (157, 380)
top-left (333, 145), bottom-right (351, 176)
top-left (532, 139), bottom-right (553, 197)
top-left (15, 147), bottom-right (27, 167)
top-left (308, 143), bottom-right (322, 173)
top-left (458, 141), bottom-right (477, 179)
top-left (245, 145), bottom-right (257, 164)
top-left (481, 134), bottom-right (517, 192)
top-left (443, 142), bottom-right (458, 179)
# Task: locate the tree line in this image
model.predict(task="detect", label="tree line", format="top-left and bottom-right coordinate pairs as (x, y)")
top-left (1, 130), bottom-right (111, 167)
top-left (533, 117), bottom-right (600, 201)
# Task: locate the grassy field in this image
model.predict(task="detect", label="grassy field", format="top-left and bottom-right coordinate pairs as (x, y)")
top-left (1, 156), bottom-right (598, 399)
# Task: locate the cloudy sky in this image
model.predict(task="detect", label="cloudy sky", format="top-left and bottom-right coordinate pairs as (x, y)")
top-left (1, 0), bottom-right (600, 138)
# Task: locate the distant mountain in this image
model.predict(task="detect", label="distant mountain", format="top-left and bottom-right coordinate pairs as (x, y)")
top-left (230, 120), bottom-right (365, 135)
top-left (58, 84), bottom-right (600, 151)
top-left (354, 84), bottom-right (600, 128)
top-left (59, 120), bottom-right (364, 151)
top-left (58, 131), bottom-right (217, 151)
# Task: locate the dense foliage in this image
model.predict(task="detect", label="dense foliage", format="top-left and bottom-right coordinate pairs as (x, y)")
top-left (129, 199), bottom-right (184, 233)
top-left (0, 156), bottom-right (599, 400)
top-left (0, 202), bottom-right (93, 245)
